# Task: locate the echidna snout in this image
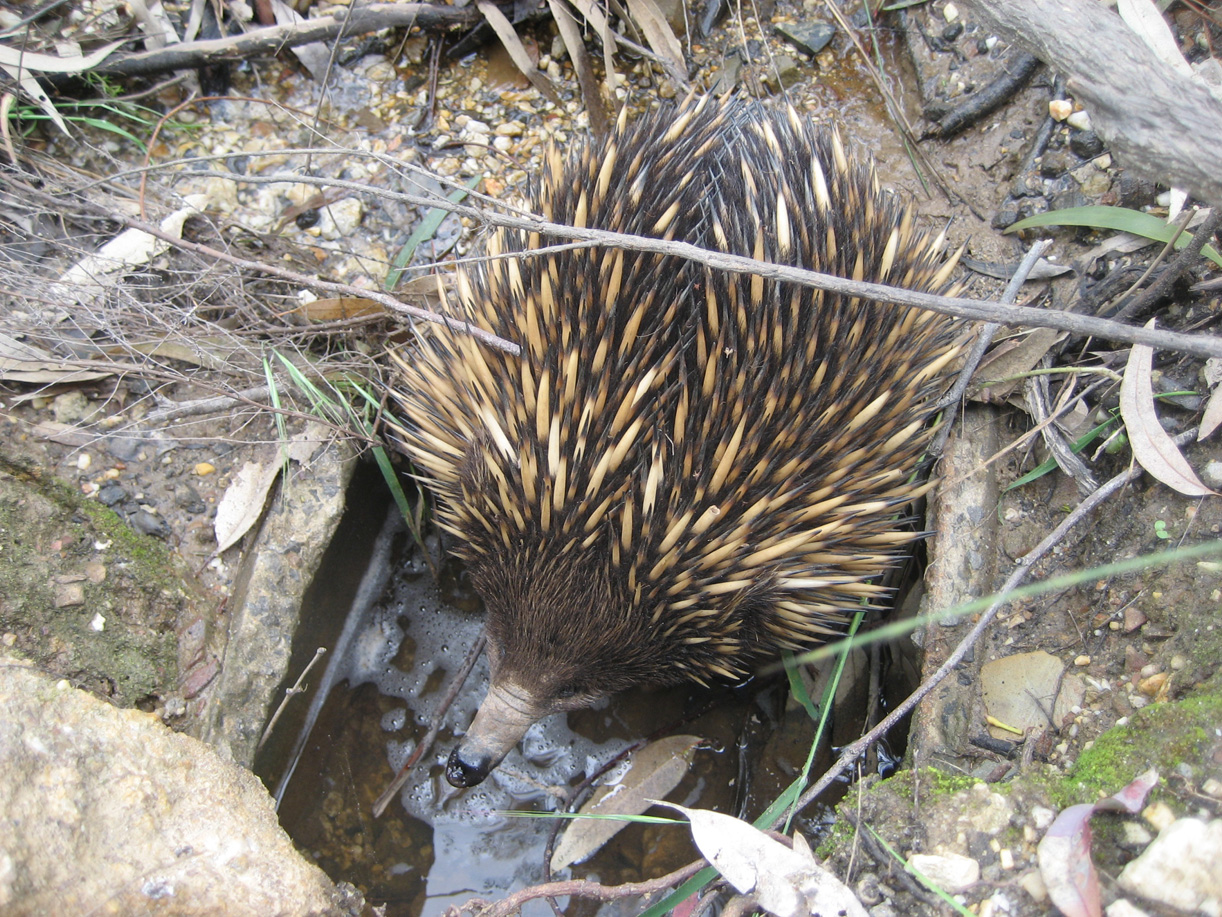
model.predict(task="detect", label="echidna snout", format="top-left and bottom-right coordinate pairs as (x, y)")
top-left (446, 679), bottom-right (580, 787)
top-left (446, 678), bottom-right (550, 787)
top-left (389, 98), bottom-right (967, 790)
top-left (447, 620), bottom-right (630, 787)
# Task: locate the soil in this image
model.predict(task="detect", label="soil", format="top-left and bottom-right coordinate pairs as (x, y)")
top-left (1, 1), bottom-right (1220, 916)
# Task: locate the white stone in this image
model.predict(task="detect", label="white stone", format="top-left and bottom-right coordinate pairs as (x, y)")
top-left (909, 853), bottom-right (979, 892)
top-left (1118, 819), bottom-right (1222, 916)
top-left (1017, 869), bottom-right (1047, 903)
top-left (1105, 900), bottom-right (1151, 917)
top-left (1030, 805), bottom-right (1057, 830)
top-left (0, 659), bottom-right (340, 913)
top-left (1067, 110), bottom-right (1093, 132)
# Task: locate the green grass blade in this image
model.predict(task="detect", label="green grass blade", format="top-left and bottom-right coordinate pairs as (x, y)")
top-left (262, 355), bottom-right (290, 471)
top-left (1006, 205), bottom-right (1222, 267)
top-left (868, 826), bottom-right (975, 916)
top-left (784, 613), bottom-right (862, 832)
top-left (385, 175), bottom-right (482, 291)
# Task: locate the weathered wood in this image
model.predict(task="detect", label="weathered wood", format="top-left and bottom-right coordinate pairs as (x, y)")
top-left (965, 0), bottom-right (1222, 206)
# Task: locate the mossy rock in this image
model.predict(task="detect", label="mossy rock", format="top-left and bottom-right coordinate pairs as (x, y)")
top-left (0, 447), bottom-right (205, 709)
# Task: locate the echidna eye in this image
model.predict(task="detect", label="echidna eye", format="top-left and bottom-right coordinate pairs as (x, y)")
top-left (555, 685), bottom-right (581, 699)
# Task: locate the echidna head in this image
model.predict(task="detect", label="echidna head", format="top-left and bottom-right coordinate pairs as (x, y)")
top-left (445, 637), bottom-right (606, 788)
top-left (446, 547), bottom-right (671, 787)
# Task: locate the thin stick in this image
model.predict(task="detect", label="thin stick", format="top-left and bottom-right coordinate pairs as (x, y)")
top-left (463, 860), bottom-right (708, 917)
top-left (1115, 207), bottom-right (1222, 322)
top-left (372, 631), bottom-right (487, 818)
top-left (30, 174), bottom-right (1222, 359)
top-left (928, 238), bottom-right (1054, 459)
top-left (257, 647), bottom-right (327, 750)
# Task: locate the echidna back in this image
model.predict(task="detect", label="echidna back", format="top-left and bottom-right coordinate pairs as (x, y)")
top-left (390, 97), bottom-right (963, 701)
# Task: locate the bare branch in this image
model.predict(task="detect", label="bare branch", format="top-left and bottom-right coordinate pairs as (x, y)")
top-left (41, 3), bottom-right (479, 82)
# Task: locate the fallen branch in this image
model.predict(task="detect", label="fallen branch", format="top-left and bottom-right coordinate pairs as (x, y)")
top-left (40, 3), bottom-right (479, 82)
top-left (454, 860), bottom-right (708, 917)
top-left (785, 428), bottom-right (1196, 819)
top-left (16, 168), bottom-right (1222, 360)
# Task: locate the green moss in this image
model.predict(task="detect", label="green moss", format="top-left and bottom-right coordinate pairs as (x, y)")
top-left (0, 450), bottom-right (199, 708)
top-left (914, 767), bottom-right (982, 798)
top-left (813, 793), bottom-right (857, 859)
top-left (74, 497), bottom-right (187, 593)
top-left (813, 767), bottom-right (987, 860)
top-left (1061, 686), bottom-right (1222, 805)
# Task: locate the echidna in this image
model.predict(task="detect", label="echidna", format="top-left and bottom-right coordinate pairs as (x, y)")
top-left (388, 97), bottom-right (966, 788)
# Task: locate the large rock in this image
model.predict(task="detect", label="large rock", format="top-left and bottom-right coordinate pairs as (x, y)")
top-left (0, 656), bottom-right (355, 916)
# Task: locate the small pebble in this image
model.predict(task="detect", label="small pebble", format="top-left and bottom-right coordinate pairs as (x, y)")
top-left (1066, 110), bottom-right (1092, 132)
top-left (1017, 869), bottom-right (1047, 902)
top-left (1123, 821), bottom-right (1153, 847)
top-left (195, 463), bottom-right (216, 476)
top-left (1138, 672), bottom-right (1167, 696)
top-left (97, 484), bottom-right (128, 507)
top-left (130, 509), bottom-right (172, 539)
top-left (1049, 100), bottom-right (1073, 121)
top-left (54, 583), bottom-right (86, 607)
top-left (1142, 801), bottom-right (1176, 832)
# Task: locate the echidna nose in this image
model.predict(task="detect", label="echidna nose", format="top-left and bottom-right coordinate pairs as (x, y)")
top-left (446, 746), bottom-right (492, 787)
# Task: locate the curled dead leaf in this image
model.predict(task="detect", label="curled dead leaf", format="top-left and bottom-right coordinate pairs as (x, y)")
top-left (1119, 320), bottom-right (1213, 496)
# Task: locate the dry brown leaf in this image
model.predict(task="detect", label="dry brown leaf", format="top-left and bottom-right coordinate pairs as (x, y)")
top-left (0, 40), bottom-right (125, 134)
top-left (293, 297), bottom-right (386, 321)
top-left (30, 421), bottom-right (95, 447)
top-left (624, 0), bottom-right (685, 73)
top-left (1119, 320), bottom-right (1213, 496)
top-left (121, 339), bottom-right (235, 370)
top-left (0, 41), bottom-right (124, 74)
top-left (269, 0), bottom-right (332, 80)
top-left (557, 0), bottom-right (622, 90)
top-left (53, 198), bottom-right (204, 312)
top-left (547, 0), bottom-right (607, 135)
top-left (1198, 358), bottom-right (1222, 441)
top-left (1037, 770), bottom-right (1159, 917)
top-left (970, 327), bottom-right (1063, 403)
top-left (551, 735), bottom-right (700, 871)
top-left (475, 1), bottom-right (560, 105)
top-left (214, 459), bottom-right (283, 553)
